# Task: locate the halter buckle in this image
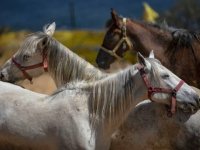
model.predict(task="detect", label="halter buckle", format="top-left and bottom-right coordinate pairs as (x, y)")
top-left (138, 67), bottom-right (146, 76)
top-left (172, 89), bottom-right (177, 97)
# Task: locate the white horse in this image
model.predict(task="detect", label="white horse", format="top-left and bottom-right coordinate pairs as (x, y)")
top-left (0, 53), bottom-right (198, 150)
top-left (0, 81), bottom-right (48, 149)
top-left (0, 81), bottom-right (46, 100)
top-left (0, 22), bottom-right (106, 87)
top-left (1, 23), bottom-right (200, 149)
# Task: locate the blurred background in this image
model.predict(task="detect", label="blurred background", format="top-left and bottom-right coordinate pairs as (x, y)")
top-left (1, 0), bottom-right (200, 30)
top-left (0, 0), bottom-right (200, 94)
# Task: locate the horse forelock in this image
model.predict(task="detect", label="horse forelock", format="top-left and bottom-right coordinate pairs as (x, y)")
top-left (18, 32), bottom-right (48, 56)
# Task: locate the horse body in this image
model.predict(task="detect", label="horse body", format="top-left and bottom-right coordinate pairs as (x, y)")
top-left (0, 81), bottom-right (45, 101)
top-left (1, 22), bottom-right (200, 149)
top-left (0, 82), bottom-right (56, 149)
top-left (95, 11), bottom-right (200, 148)
top-left (0, 53), bottom-right (198, 149)
top-left (0, 81), bottom-right (93, 150)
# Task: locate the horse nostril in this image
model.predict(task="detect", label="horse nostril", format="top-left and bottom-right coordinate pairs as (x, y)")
top-left (0, 72), bottom-right (4, 80)
top-left (198, 98), bottom-right (200, 107)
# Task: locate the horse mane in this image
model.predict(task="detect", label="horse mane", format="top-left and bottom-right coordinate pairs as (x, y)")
top-left (106, 15), bottom-right (200, 62)
top-left (18, 32), bottom-right (45, 56)
top-left (132, 19), bottom-right (200, 64)
top-left (49, 57), bottom-right (163, 133)
top-left (19, 32), bottom-right (107, 87)
top-left (46, 36), bottom-right (107, 86)
top-left (87, 58), bottom-right (163, 131)
top-left (89, 65), bottom-right (137, 130)
top-left (166, 29), bottom-right (200, 64)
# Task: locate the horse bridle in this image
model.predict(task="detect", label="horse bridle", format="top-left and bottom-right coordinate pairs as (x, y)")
top-left (12, 51), bottom-right (48, 83)
top-left (137, 64), bottom-right (185, 115)
top-left (101, 18), bottom-right (133, 60)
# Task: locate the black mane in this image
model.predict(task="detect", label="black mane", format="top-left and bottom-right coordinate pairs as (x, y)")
top-left (133, 19), bottom-right (200, 64)
top-left (166, 28), bottom-right (200, 64)
top-left (105, 16), bottom-right (200, 64)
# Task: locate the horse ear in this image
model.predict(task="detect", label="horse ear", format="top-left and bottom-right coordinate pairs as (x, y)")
top-left (137, 52), bottom-right (146, 66)
top-left (43, 22), bottom-right (56, 36)
top-left (149, 50), bottom-right (155, 58)
top-left (110, 8), bottom-right (121, 27)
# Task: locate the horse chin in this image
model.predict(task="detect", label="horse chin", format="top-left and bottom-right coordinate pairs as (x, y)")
top-left (6, 80), bottom-right (17, 84)
top-left (97, 63), bottom-right (110, 70)
top-left (2, 76), bottom-right (19, 84)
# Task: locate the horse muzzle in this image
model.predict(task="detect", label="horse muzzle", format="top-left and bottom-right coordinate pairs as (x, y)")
top-left (178, 96), bottom-right (200, 114)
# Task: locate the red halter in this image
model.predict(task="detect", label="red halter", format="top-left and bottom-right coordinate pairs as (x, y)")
top-left (137, 64), bottom-right (184, 115)
top-left (12, 52), bottom-right (48, 83)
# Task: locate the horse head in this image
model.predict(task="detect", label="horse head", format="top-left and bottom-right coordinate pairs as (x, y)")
top-left (96, 9), bottom-right (133, 69)
top-left (136, 51), bottom-right (200, 114)
top-left (96, 9), bottom-right (172, 70)
top-left (0, 22), bottom-right (56, 83)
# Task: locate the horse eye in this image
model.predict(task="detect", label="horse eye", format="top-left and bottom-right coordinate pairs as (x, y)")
top-left (122, 42), bottom-right (127, 49)
top-left (23, 55), bottom-right (30, 61)
top-left (42, 41), bottom-right (46, 46)
top-left (162, 74), bottom-right (169, 78)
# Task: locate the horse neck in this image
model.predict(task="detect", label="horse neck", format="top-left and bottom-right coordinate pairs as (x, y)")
top-left (89, 65), bottom-right (147, 135)
top-left (127, 19), bottom-right (171, 56)
top-left (47, 38), bottom-right (106, 87)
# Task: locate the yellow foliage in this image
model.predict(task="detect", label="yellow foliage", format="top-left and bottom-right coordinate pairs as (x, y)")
top-left (143, 2), bottom-right (159, 23)
top-left (0, 30), bottom-right (136, 65)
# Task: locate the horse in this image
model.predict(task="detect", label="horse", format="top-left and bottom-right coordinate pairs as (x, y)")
top-left (111, 83), bottom-right (200, 150)
top-left (96, 9), bottom-right (200, 88)
top-left (95, 10), bottom-right (200, 149)
top-left (1, 23), bottom-right (200, 149)
top-left (0, 22), bottom-right (106, 87)
top-left (0, 52), bottom-right (198, 150)
top-left (110, 99), bottom-right (200, 150)
top-left (0, 82), bottom-right (47, 149)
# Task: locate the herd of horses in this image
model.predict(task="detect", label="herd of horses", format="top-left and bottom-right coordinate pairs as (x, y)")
top-left (0, 10), bottom-right (200, 150)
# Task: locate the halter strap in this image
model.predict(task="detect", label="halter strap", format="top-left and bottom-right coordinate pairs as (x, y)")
top-left (137, 64), bottom-right (184, 115)
top-left (12, 52), bottom-right (48, 83)
top-left (100, 18), bottom-right (133, 60)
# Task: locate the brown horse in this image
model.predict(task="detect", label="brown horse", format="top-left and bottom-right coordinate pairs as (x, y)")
top-left (96, 9), bottom-right (200, 88)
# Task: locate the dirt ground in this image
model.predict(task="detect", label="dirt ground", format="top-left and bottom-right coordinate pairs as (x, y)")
top-left (19, 73), bottom-right (56, 95)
